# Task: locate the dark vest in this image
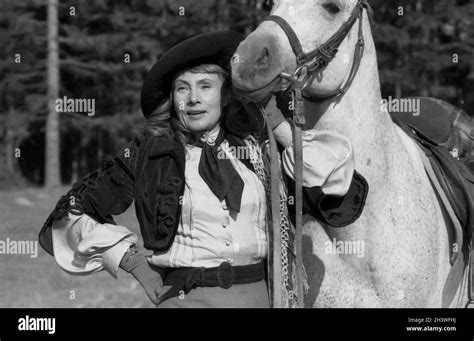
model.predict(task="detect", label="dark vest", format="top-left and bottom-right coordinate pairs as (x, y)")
top-left (134, 135), bottom-right (186, 251)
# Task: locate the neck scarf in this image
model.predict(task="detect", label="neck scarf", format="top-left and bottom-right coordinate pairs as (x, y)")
top-left (197, 126), bottom-right (249, 213)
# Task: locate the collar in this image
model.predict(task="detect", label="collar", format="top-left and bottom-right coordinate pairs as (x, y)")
top-left (199, 125), bottom-right (221, 146)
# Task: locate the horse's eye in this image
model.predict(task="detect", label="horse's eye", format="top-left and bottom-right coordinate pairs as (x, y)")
top-left (262, 0), bottom-right (274, 11)
top-left (323, 2), bottom-right (341, 14)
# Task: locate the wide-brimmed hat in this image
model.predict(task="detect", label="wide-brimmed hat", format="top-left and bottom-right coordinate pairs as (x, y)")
top-left (140, 31), bottom-right (244, 118)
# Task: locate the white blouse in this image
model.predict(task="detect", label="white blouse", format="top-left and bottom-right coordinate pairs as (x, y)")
top-left (149, 137), bottom-right (268, 268)
top-left (50, 128), bottom-right (354, 278)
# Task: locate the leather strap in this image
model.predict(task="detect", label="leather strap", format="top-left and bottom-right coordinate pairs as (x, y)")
top-left (304, 1), bottom-right (363, 65)
top-left (303, 3), bottom-right (365, 103)
top-left (469, 247), bottom-right (474, 307)
top-left (265, 0), bottom-right (363, 69)
top-left (292, 89), bottom-right (305, 308)
top-left (266, 0), bottom-right (366, 103)
top-left (266, 15), bottom-right (306, 64)
top-left (266, 113), bottom-right (283, 308)
top-left (160, 261), bottom-right (266, 303)
top-left (415, 141), bottom-right (468, 307)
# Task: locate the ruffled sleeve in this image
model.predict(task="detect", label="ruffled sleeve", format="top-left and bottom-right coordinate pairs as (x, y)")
top-left (39, 134), bottom-right (143, 278)
top-left (39, 135), bottom-right (141, 257)
top-left (282, 129), bottom-right (354, 195)
top-left (282, 129), bottom-right (368, 227)
top-left (52, 212), bottom-right (137, 278)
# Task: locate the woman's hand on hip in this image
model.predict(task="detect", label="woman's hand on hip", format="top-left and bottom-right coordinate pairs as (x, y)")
top-left (119, 246), bottom-right (168, 305)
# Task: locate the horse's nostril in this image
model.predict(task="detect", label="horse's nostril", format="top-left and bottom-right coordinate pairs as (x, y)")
top-left (257, 47), bottom-right (270, 66)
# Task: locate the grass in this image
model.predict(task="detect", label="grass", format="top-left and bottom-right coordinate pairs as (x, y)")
top-left (0, 186), bottom-right (154, 308)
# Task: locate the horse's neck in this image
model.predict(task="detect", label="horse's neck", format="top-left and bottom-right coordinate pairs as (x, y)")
top-left (304, 42), bottom-right (402, 184)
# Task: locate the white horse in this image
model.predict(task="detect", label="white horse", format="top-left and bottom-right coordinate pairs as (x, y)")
top-left (231, 0), bottom-right (470, 307)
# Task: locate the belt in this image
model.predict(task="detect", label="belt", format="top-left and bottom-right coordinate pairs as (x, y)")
top-left (159, 261), bottom-right (266, 303)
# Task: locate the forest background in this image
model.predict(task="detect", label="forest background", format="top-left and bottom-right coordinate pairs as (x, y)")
top-left (1, 0), bottom-right (473, 189)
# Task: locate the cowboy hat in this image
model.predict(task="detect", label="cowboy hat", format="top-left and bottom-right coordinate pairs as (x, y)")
top-left (140, 31), bottom-right (243, 118)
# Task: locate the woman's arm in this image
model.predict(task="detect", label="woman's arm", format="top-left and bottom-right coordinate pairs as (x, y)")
top-left (264, 97), bottom-right (368, 227)
top-left (281, 129), bottom-right (368, 227)
top-left (51, 212), bottom-right (137, 278)
top-left (39, 135), bottom-right (141, 269)
top-left (39, 134), bottom-right (168, 304)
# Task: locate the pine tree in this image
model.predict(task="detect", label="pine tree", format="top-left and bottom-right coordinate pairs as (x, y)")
top-left (45, 0), bottom-right (60, 188)
top-left (0, 0), bottom-right (47, 188)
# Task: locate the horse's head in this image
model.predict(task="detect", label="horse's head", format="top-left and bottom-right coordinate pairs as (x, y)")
top-left (232, 0), bottom-right (372, 103)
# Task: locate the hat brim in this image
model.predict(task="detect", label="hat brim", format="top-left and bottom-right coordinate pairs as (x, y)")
top-left (141, 31), bottom-right (244, 118)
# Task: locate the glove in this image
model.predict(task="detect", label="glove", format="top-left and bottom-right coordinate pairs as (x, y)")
top-left (263, 96), bottom-right (285, 130)
top-left (275, 89), bottom-right (294, 119)
top-left (264, 90), bottom-right (294, 130)
top-left (119, 246), bottom-right (167, 305)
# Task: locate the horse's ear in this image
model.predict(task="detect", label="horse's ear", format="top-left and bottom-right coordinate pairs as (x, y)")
top-left (362, 0), bottom-right (376, 28)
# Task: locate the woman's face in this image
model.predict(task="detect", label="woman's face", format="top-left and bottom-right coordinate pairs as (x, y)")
top-left (173, 71), bottom-right (225, 133)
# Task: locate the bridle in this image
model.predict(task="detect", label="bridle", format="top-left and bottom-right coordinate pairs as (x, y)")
top-left (264, 0), bottom-right (370, 101)
top-left (260, 0), bottom-right (371, 309)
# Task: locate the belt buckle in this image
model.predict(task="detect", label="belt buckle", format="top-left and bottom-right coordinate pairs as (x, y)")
top-left (216, 262), bottom-right (234, 289)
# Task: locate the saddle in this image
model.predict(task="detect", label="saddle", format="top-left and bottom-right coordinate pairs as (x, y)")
top-left (389, 97), bottom-right (474, 307)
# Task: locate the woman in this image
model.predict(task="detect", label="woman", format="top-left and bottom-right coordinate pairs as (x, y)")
top-left (38, 31), bottom-right (368, 308)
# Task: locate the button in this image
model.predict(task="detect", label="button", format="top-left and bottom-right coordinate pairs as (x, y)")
top-left (233, 243), bottom-right (240, 252)
top-left (222, 223), bottom-right (228, 228)
top-left (222, 203), bottom-right (228, 210)
top-left (342, 148), bottom-right (349, 158)
top-left (225, 241), bottom-right (231, 247)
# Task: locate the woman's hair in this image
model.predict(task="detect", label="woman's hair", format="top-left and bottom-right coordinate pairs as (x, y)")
top-left (143, 63), bottom-right (232, 146)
